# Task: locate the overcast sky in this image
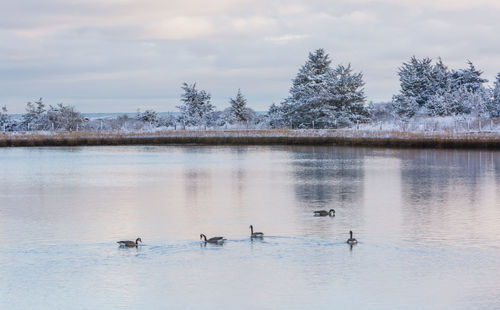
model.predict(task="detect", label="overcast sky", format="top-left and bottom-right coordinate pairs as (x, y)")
top-left (1, 0), bottom-right (500, 113)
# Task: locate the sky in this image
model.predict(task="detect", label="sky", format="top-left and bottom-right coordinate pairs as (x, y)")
top-left (1, 0), bottom-right (500, 113)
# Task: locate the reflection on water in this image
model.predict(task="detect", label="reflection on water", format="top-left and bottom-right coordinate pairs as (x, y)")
top-left (0, 146), bottom-right (499, 310)
top-left (291, 146), bottom-right (366, 207)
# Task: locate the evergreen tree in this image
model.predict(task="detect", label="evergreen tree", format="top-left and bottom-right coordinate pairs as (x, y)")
top-left (326, 64), bottom-right (368, 126)
top-left (393, 56), bottom-right (437, 117)
top-left (431, 58), bottom-right (452, 95)
top-left (136, 109), bottom-right (159, 125)
top-left (0, 106), bottom-right (11, 131)
top-left (451, 61), bottom-right (488, 93)
top-left (22, 98), bottom-right (47, 130)
top-left (392, 57), bottom-right (491, 118)
top-left (274, 48), bottom-right (368, 128)
top-left (177, 83), bottom-right (215, 127)
top-left (489, 73), bottom-right (500, 117)
top-left (266, 103), bottom-right (285, 128)
top-left (229, 89), bottom-right (249, 123)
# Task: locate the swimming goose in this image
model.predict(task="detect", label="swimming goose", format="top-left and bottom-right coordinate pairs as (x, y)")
top-left (346, 231), bottom-right (358, 244)
top-left (117, 238), bottom-right (142, 247)
top-left (249, 225), bottom-right (264, 238)
top-left (314, 209), bottom-right (335, 217)
top-left (200, 234), bottom-right (225, 244)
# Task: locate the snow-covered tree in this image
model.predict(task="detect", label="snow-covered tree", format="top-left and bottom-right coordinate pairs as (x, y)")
top-left (273, 48), bottom-right (368, 128)
top-left (325, 64), bottom-right (369, 126)
top-left (47, 103), bottom-right (84, 131)
top-left (393, 57), bottom-right (441, 117)
top-left (22, 98), bottom-right (48, 130)
top-left (488, 73), bottom-right (500, 117)
top-left (450, 60), bottom-right (488, 93)
top-left (136, 109), bottom-right (159, 125)
top-left (229, 89), bottom-right (249, 123)
top-left (158, 113), bottom-right (177, 128)
top-left (393, 57), bottom-right (491, 118)
top-left (266, 103), bottom-right (285, 128)
top-left (0, 106), bottom-right (12, 131)
top-left (177, 83), bottom-right (215, 127)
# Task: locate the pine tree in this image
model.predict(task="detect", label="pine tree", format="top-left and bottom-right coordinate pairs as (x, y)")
top-left (393, 56), bottom-right (437, 117)
top-left (177, 83), bottom-right (215, 127)
top-left (451, 60), bottom-right (488, 93)
top-left (22, 98), bottom-right (47, 130)
top-left (136, 109), bottom-right (159, 125)
top-left (0, 106), bottom-right (11, 131)
top-left (274, 48), bottom-right (368, 128)
top-left (326, 64), bottom-right (368, 126)
top-left (266, 103), bottom-right (285, 128)
top-left (489, 73), bottom-right (500, 117)
top-left (391, 57), bottom-right (490, 118)
top-left (229, 89), bottom-right (249, 123)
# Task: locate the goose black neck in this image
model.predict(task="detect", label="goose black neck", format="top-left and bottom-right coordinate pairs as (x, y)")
top-left (250, 225), bottom-right (254, 234)
top-left (350, 231), bottom-right (353, 239)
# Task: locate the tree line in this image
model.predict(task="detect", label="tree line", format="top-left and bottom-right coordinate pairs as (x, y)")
top-left (1, 48), bottom-right (500, 132)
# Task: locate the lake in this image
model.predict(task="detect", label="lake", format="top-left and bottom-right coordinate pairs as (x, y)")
top-left (0, 145), bottom-right (499, 309)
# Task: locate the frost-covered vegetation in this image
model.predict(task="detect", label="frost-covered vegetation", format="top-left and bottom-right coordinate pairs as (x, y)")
top-left (267, 49), bottom-right (370, 129)
top-left (1, 49), bottom-right (500, 135)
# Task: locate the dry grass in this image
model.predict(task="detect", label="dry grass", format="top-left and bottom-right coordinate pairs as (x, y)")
top-left (0, 129), bottom-right (499, 149)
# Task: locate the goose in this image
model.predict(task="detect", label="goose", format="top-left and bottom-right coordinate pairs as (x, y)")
top-left (346, 231), bottom-right (358, 244)
top-left (249, 225), bottom-right (264, 238)
top-left (200, 234), bottom-right (225, 244)
top-left (117, 237), bottom-right (142, 247)
top-left (314, 209), bottom-right (335, 217)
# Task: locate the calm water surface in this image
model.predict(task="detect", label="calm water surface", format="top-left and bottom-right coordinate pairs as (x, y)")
top-left (0, 146), bottom-right (499, 309)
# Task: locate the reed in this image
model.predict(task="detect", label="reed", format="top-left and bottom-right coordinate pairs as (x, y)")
top-left (0, 130), bottom-right (499, 149)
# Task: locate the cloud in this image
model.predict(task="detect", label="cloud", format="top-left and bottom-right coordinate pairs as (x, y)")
top-left (0, 0), bottom-right (499, 112)
top-left (264, 34), bottom-right (309, 43)
top-left (146, 17), bottom-right (216, 40)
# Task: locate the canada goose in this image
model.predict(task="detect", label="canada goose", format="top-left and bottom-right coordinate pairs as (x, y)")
top-left (314, 209), bottom-right (335, 217)
top-left (200, 234), bottom-right (225, 244)
top-left (346, 231), bottom-right (358, 244)
top-left (117, 237), bottom-right (142, 247)
top-left (249, 225), bottom-right (264, 238)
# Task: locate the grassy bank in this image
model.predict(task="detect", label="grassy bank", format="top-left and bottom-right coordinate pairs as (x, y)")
top-left (1, 130), bottom-right (500, 149)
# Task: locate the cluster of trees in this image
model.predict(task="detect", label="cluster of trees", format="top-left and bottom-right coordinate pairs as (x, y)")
top-left (2, 49), bottom-right (500, 133)
top-left (0, 86), bottom-right (261, 132)
top-left (176, 83), bottom-right (259, 128)
top-left (392, 57), bottom-right (500, 118)
top-left (1, 98), bottom-right (84, 131)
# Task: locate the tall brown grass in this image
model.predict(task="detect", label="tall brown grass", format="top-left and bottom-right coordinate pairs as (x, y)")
top-left (0, 130), bottom-right (499, 149)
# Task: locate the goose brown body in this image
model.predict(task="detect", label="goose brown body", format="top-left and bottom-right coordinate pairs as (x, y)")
top-left (346, 231), bottom-right (358, 244)
top-left (117, 237), bottom-right (142, 247)
top-left (314, 209), bottom-right (335, 217)
top-left (200, 234), bottom-right (225, 244)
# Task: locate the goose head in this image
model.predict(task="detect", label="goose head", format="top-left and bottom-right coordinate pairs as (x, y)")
top-left (135, 238), bottom-right (142, 244)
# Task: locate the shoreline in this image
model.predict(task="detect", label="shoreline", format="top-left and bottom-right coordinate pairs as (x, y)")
top-left (1, 130), bottom-right (500, 149)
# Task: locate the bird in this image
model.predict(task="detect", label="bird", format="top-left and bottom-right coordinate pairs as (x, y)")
top-left (313, 209), bottom-right (335, 217)
top-left (117, 237), bottom-right (142, 247)
top-left (249, 225), bottom-right (264, 238)
top-left (346, 231), bottom-right (358, 244)
top-left (200, 234), bottom-right (225, 244)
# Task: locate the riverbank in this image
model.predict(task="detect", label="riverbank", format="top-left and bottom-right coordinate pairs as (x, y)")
top-left (1, 130), bottom-right (500, 149)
